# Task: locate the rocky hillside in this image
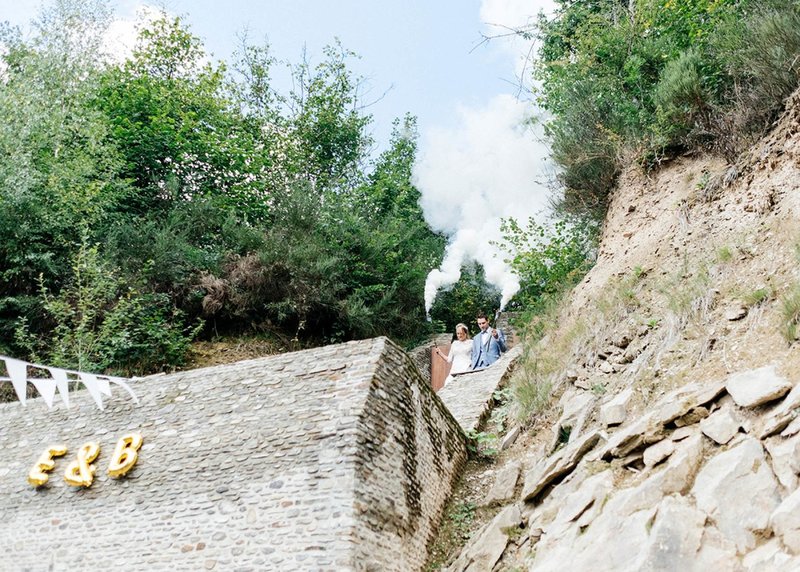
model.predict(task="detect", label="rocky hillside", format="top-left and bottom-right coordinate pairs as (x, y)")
top-left (438, 90), bottom-right (800, 571)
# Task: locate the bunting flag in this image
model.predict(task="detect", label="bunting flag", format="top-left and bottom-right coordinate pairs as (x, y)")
top-left (0, 355), bottom-right (139, 410)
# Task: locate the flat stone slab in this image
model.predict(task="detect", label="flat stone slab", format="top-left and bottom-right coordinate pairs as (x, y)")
top-left (765, 433), bottom-right (800, 491)
top-left (743, 539), bottom-right (799, 570)
top-left (600, 388), bottom-right (633, 427)
top-left (643, 438), bottom-right (675, 467)
top-left (500, 426), bottom-right (521, 451)
top-left (771, 487), bottom-right (800, 554)
top-left (759, 382), bottom-right (800, 438)
top-left (446, 505), bottom-right (522, 572)
top-left (522, 430), bottom-right (602, 502)
top-left (553, 469), bottom-right (614, 525)
top-left (595, 379), bottom-right (727, 461)
top-left (438, 346), bottom-right (522, 433)
top-left (726, 364), bottom-right (792, 408)
top-left (692, 437), bottom-right (781, 552)
top-left (700, 408), bottom-right (741, 445)
top-left (483, 461), bottom-right (521, 506)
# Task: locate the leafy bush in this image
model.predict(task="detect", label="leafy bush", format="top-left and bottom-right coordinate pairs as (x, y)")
top-left (15, 243), bottom-right (200, 375)
top-left (653, 48), bottom-right (713, 147)
top-left (498, 217), bottom-right (596, 317)
top-left (535, 0), bottom-right (800, 218)
top-left (710, 2), bottom-right (800, 157)
top-left (0, 5), bottom-right (448, 364)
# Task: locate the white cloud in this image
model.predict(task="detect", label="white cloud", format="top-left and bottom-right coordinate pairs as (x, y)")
top-left (479, 0), bottom-right (546, 30)
top-left (101, 4), bottom-right (164, 64)
top-left (479, 0), bottom-right (556, 82)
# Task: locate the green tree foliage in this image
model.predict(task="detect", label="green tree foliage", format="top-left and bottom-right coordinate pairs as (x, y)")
top-left (199, 115), bottom-right (444, 344)
top-left (15, 241), bottom-right (200, 375)
top-left (498, 217), bottom-right (596, 325)
top-left (0, 2), bottom-right (445, 375)
top-left (535, 0), bottom-right (800, 221)
top-left (428, 264), bottom-right (502, 337)
top-left (0, 0), bottom-right (128, 346)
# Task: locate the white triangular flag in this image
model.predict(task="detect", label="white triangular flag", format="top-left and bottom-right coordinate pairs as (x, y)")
top-left (4, 358), bottom-right (28, 405)
top-left (79, 373), bottom-right (105, 410)
top-left (46, 367), bottom-right (71, 408)
top-left (29, 377), bottom-right (57, 408)
top-left (94, 376), bottom-right (111, 396)
top-left (108, 377), bottom-right (140, 404)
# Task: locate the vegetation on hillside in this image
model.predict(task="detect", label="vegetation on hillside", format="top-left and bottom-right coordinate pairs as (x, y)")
top-left (0, 1), bottom-right (448, 374)
top-left (535, 0), bottom-right (800, 220)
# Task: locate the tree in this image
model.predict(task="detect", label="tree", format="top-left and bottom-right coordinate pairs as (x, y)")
top-left (0, 0), bottom-right (126, 344)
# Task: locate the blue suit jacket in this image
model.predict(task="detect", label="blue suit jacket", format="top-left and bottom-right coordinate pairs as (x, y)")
top-left (470, 328), bottom-right (507, 370)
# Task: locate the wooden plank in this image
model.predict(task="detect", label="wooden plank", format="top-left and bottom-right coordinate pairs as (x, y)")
top-left (431, 343), bottom-right (452, 392)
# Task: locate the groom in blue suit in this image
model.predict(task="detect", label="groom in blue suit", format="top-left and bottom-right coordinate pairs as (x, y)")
top-left (471, 312), bottom-right (507, 370)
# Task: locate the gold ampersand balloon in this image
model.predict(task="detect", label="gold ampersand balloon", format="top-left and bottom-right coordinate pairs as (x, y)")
top-left (107, 433), bottom-right (143, 478)
top-left (27, 445), bottom-right (68, 487)
top-left (64, 442), bottom-right (100, 487)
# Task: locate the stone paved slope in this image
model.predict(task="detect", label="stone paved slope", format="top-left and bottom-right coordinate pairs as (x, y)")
top-left (438, 346), bottom-right (522, 433)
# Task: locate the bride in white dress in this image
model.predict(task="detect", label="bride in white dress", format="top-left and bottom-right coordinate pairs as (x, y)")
top-left (435, 323), bottom-right (472, 386)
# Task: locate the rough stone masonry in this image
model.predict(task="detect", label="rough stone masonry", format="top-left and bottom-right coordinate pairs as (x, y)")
top-left (0, 337), bottom-right (468, 571)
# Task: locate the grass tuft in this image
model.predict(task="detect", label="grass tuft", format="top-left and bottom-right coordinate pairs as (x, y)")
top-left (780, 282), bottom-right (800, 343)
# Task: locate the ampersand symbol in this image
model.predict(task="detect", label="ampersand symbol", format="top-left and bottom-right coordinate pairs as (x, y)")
top-left (64, 442), bottom-right (100, 487)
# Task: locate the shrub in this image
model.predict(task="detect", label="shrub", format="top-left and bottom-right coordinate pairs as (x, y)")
top-left (653, 48), bottom-right (713, 147)
top-left (498, 216), bottom-right (597, 317)
top-left (15, 242), bottom-right (200, 375)
top-left (536, 0), bottom-right (800, 218)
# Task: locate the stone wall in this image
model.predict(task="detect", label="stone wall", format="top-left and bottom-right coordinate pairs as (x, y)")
top-left (0, 337), bottom-right (467, 571)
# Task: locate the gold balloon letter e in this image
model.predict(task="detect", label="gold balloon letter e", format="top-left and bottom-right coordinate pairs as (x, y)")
top-left (107, 433), bottom-right (143, 478)
top-left (28, 445), bottom-right (68, 487)
top-left (64, 442), bottom-right (100, 487)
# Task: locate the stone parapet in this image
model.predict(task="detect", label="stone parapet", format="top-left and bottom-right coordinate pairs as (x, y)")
top-left (0, 337), bottom-right (467, 571)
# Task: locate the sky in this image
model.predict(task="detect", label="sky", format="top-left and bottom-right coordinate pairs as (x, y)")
top-left (0, 0), bottom-right (557, 313)
top-left (0, 0), bottom-right (534, 145)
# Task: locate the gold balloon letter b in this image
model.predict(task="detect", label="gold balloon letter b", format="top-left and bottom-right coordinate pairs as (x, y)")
top-left (28, 445), bottom-right (68, 487)
top-left (64, 442), bottom-right (100, 487)
top-left (107, 433), bottom-right (143, 478)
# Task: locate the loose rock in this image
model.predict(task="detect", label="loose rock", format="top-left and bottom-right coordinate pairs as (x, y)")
top-left (770, 488), bottom-right (800, 554)
top-left (700, 408), bottom-right (741, 445)
top-left (726, 365), bottom-right (792, 408)
top-left (599, 388), bottom-right (633, 427)
top-left (692, 437), bottom-right (781, 552)
top-left (522, 430), bottom-right (602, 502)
top-left (642, 439), bottom-right (675, 468)
top-left (446, 505), bottom-right (522, 572)
top-left (483, 461), bottom-right (521, 506)
top-left (500, 426), bottom-right (521, 451)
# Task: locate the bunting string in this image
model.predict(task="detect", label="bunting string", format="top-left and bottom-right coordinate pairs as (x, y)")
top-left (0, 355), bottom-right (138, 410)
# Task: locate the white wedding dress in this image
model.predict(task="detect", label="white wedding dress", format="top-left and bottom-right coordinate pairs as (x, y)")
top-left (444, 339), bottom-right (472, 386)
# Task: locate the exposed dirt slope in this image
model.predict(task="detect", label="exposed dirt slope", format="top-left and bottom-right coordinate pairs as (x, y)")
top-left (436, 90), bottom-right (800, 571)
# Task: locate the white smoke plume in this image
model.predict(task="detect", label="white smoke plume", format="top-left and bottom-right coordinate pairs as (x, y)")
top-left (417, 94), bottom-right (550, 313)
top-left (417, 0), bottom-right (557, 315)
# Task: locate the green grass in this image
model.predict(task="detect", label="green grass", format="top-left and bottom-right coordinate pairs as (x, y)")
top-left (716, 245), bottom-right (733, 263)
top-left (742, 286), bottom-right (773, 308)
top-left (780, 282), bottom-right (800, 343)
